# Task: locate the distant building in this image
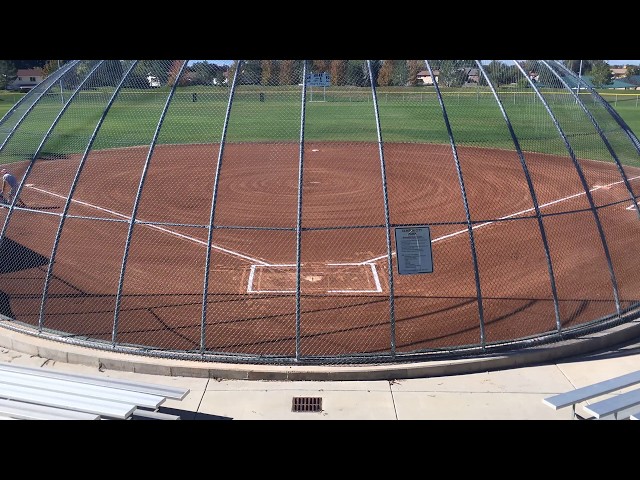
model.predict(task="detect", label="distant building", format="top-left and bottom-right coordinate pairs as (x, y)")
top-left (625, 75), bottom-right (640, 90)
top-left (8, 68), bottom-right (44, 92)
top-left (610, 66), bottom-right (628, 79)
top-left (563, 74), bottom-right (637, 90)
top-left (416, 68), bottom-right (479, 86)
top-left (417, 70), bottom-right (439, 85)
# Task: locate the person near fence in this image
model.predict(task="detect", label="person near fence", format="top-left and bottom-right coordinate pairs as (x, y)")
top-left (1, 169), bottom-right (26, 207)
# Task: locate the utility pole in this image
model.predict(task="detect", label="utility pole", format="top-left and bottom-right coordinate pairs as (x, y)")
top-left (58, 60), bottom-right (64, 104)
top-left (577, 59), bottom-right (583, 94)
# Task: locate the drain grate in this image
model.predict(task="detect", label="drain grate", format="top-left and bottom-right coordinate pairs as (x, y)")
top-left (292, 396), bottom-right (323, 413)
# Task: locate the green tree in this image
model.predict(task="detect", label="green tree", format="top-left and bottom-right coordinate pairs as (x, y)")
top-left (563, 60), bottom-right (599, 75)
top-left (437, 60), bottom-right (467, 87)
top-left (128, 60), bottom-right (169, 88)
top-left (240, 60), bottom-right (262, 85)
top-left (392, 60), bottom-right (410, 86)
top-left (590, 60), bottom-right (613, 87)
top-left (406, 60), bottom-right (422, 86)
top-left (521, 59), bottom-right (543, 81)
top-left (72, 61), bottom-right (97, 86)
top-left (228, 60), bottom-right (240, 86)
top-left (626, 64), bottom-right (640, 77)
top-left (96, 60), bottom-right (125, 87)
top-left (42, 60), bottom-right (63, 78)
top-left (362, 60), bottom-right (382, 87)
top-left (0, 60), bottom-right (17, 89)
top-left (484, 60), bottom-right (512, 87)
top-left (563, 60), bottom-right (582, 74)
top-left (346, 60), bottom-right (366, 86)
top-left (213, 64), bottom-right (227, 86)
top-left (189, 61), bottom-right (216, 85)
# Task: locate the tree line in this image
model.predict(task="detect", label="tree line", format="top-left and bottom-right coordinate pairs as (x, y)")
top-left (2, 60), bottom-right (638, 91)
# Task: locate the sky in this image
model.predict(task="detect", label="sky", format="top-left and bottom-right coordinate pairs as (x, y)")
top-left (608, 60), bottom-right (640, 65)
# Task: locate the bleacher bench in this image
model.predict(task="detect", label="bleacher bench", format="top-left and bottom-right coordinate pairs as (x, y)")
top-left (582, 388), bottom-right (640, 420)
top-left (0, 360), bottom-right (190, 420)
top-left (130, 408), bottom-right (182, 420)
top-left (542, 369), bottom-right (640, 420)
top-left (0, 362), bottom-right (189, 400)
top-left (0, 398), bottom-right (100, 420)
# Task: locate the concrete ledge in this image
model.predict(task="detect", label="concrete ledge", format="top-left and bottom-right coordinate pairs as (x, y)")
top-left (0, 319), bottom-right (639, 381)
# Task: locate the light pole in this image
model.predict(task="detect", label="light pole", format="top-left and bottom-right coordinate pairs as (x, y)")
top-left (58, 60), bottom-right (64, 104)
top-left (577, 59), bottom-right (583, 94)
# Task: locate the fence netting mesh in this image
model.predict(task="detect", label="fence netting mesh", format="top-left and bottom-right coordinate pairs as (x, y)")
top-left (0, 59), bottom-right (638, 366)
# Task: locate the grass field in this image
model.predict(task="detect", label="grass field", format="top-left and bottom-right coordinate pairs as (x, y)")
top-left (1, 87), bottom-right (639, 163)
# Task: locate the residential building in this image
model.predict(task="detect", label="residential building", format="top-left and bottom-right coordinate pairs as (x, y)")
top-left (8, 68), bottom-right (44, 92)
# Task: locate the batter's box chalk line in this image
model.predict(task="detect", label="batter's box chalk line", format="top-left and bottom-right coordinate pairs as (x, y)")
top-left (247, 262), bottom-right (383, 294)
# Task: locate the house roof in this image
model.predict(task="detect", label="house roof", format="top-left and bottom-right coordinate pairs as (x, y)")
top-left (16, 68), bottom-right (43, 77)
top-left (562, 75), bottom-right (637, 89)
top-left (626, 75), bottom-right (640, 85)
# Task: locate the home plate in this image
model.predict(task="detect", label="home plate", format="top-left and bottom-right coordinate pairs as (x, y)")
top-left (25, 184), bottom-right (34, 187)
top-left (311, 149), bottom-right (319, 152)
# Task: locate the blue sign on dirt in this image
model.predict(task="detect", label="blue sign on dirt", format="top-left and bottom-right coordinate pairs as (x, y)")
top-left (395, 227), bottom-right (433, 275)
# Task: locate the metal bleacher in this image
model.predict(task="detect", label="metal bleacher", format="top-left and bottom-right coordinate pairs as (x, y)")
top-left (0, 361), bottom-right (190, 420)
top-left (542, 369), bottom-right (640, 420)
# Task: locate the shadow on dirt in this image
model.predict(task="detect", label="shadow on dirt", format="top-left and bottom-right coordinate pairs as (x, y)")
top-left (0, 237), bottom-right (49, 274)
top-left (0, 238), bottom-right (49, 319)
top-left (0, 290), bottom-right (14, 318)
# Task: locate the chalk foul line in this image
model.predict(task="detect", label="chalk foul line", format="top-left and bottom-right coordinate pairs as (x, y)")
top-left (26, 185), bottom-right (270, 266)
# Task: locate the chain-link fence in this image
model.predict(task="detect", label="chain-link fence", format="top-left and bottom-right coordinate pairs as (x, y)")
top-left (0, 59), bottom-right (639, 366)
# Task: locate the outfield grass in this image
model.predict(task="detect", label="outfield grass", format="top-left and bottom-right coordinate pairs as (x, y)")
top-left (605, 95), bottom-right (640, 133)
top-left (1, 87), bottom-right (639, 164)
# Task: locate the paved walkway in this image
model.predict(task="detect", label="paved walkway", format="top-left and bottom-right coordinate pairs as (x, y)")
top-left (0, 323), bottom-right (639, 420)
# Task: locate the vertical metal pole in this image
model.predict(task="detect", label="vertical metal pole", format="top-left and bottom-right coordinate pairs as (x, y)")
top-left (577, 60), bottom-right (583, 96)
top-left (39, 61), bottom-right (136, 330)
top-left (475, 60), bottom-right (562, 331)
top-left (200, 60), bottom-right (242, 353)
top-left (0, 60), bottom-right (79, 156)
top-left (426, 59), bottom-right (486, 346)
top-left (552, 62), bottom-right (640, 159)
top-left (542, 60), bottom-right (640, 219)
top-left (112, 60), bottom-right (188, 345)
top-left (0, 61), bottom-right (100, 245)
top-left (295, 61), bottom-right (308, 361)
top-left (367, 60), bottom-right (397, 355)
top-left (58, 59), bottom-right (64, 104)
top-left (513, 60), bottom-right (621, 317)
